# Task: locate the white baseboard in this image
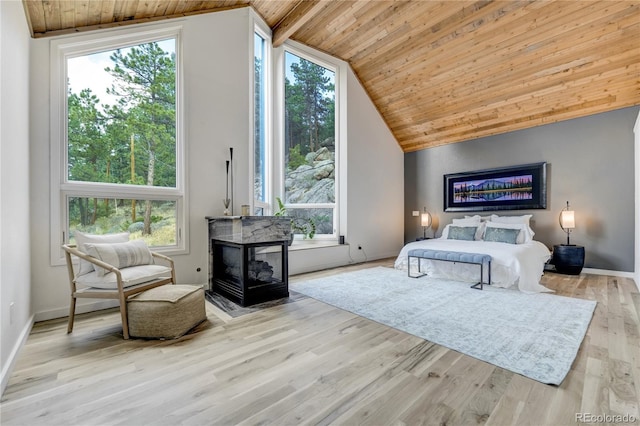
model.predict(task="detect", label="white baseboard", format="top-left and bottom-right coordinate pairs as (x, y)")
top-left (290, 258), bottom-right (352, 276)
top-left (1, 314), bottom-right (34, 397)
top-left (582, 267), bottom-right (634, 278)
top-left (34, 300), bottom-right (119, 322)
top-left (289, 250), bottom-right (399, 276)
top-left (583, 268), bottom-right (638, 291)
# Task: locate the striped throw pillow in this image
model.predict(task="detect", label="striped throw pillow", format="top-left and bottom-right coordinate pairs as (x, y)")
top-left (85, 239), bottom-right (154, 277)
top-left (74, 231), bottom-right (130, 276)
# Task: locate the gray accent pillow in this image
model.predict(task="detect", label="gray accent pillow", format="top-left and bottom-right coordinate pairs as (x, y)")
top-left (447, 226), bottom-right (477, 241)
top-left (483, 226), bottom-right (520, 244)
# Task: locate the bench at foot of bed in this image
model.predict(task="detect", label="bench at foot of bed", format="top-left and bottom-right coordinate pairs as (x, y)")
top-left (407, 249), bottom-right (492, 290)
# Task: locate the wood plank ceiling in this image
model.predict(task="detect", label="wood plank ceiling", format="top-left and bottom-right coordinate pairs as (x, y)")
top-left (22, 0), bottom-right (640, 152)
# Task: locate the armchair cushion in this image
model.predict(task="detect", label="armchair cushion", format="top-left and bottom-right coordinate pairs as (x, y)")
top-left (75, 264), bottom-right (173, 289)
top-left (74, 231), bottom-right (130, 276)
top-left (84, 240), bottom-right (154, 277)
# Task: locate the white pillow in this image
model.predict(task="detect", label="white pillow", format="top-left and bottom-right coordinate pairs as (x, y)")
top-left (465, 215), bottom-right (491, 222)
top-left (453, 216), bottom-right (481, 225)
top-left (490, 214), bottom-right (535, 241)
top-left (484, 221), bottom-right (533, 244)
top-left (84, 239), bottom-right (154, 277)
top-left (74, 231), bottom-right (130, 276)
top-left (441, 222), bottom-right (485, 241)
top-left (490, 214), bottom-right (532, 226)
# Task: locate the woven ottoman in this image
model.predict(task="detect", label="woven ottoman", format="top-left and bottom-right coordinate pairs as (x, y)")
top-left (127, 284), bottom-right (206, 339)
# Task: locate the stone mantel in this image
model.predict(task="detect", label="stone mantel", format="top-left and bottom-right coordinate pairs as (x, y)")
top-left (206, 216), bottom-right (291, 244)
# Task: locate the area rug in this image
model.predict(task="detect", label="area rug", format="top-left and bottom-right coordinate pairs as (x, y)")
top-left (291, 266), bottom-right (596, 385)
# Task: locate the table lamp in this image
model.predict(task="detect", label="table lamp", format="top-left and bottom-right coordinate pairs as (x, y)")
top-left (421, 207), bottom-right (432, 239)
top-left (559, 201), bottom-right (575, 245)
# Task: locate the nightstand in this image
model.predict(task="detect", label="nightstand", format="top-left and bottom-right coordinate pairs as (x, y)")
top-left (552, 244), bottom-right (585, 275)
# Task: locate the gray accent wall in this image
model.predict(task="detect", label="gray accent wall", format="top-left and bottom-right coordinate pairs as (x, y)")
top-left (405, 106), bottom-right (639, 273)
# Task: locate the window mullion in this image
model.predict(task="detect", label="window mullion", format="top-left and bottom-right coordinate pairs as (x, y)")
top-left (61, 181), bottom-right (181, 199)
top-left (285, 203), bottom-right (335, 209)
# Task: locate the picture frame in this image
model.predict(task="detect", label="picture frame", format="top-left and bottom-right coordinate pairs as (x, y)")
top-left (444, 162), bottom-right (547, 212)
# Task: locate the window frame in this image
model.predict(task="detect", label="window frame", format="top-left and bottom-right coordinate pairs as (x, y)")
top-left (49, 25), bottom-right (187, 265)
top-left (274, 41), bottom-right (342, 243)
top-left (251, 19), bottom-right (272, 215)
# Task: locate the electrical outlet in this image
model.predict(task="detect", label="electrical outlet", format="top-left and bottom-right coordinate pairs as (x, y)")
top-left (412, 211), bottom-right (419, 216)
top-left (9, 302), bottom-right (14, 325)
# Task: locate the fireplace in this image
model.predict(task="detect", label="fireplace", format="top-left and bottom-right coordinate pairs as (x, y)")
top-left (207, 216), bottom-right (290, 306)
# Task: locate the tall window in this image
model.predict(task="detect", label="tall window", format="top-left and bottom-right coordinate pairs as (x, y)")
top-left (283, 50), bottom-right (337, 238)
top-left (51, 28), bottom-right (185, 261)
top-left (254, 31), bottom-right (268, 215)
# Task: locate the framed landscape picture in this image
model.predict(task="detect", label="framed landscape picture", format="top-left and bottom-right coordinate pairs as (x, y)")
top-left (444, 162), bottom-right (547, 212)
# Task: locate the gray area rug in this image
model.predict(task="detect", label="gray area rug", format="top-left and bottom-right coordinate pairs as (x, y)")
top-left (291, 266), bottom-right (596, 385)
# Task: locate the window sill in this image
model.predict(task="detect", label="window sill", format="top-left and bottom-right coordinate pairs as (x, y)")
top-left (288, 240), bottom-right (342, 251)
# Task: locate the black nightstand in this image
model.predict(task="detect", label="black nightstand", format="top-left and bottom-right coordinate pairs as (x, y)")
top-left (552, 244), bottom-right (585, 275)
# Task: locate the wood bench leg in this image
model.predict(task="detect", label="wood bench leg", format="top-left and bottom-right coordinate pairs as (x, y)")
top-left (471, 263), bottom-right (484, 290)
top-left (470, 261), bottom-right (491, 290)
top-left (408, 256), bottom-right (427, 278)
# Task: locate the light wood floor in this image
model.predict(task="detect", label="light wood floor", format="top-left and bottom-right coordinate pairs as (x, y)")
top-left (1, 260), bottom-right (639, 426)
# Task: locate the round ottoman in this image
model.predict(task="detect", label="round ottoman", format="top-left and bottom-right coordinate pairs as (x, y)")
top-left (127, 284), bottom-right (206, 339)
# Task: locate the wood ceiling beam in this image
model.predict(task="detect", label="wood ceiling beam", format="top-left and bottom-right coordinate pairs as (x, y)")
top-left (272, 0), bottom-right (328, 47)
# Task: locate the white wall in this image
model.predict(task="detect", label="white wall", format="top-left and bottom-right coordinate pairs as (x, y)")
top-left (1, 0), bottom-right (33, 394)
top-left (29, 8), bottom-right (405, 319)
top-left (635, 111), bottom-right (639, 289)
top-left (344, 69), bottom-right (404, 261)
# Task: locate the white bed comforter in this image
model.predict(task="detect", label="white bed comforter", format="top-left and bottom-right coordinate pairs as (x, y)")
top-left (394, 238), bottom-right (552, 293)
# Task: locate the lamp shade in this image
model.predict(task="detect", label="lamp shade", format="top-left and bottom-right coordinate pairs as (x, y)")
top-left (421, 211), bottom-right (432, 227)
top-left (560, 210), bottom-right (575, 229)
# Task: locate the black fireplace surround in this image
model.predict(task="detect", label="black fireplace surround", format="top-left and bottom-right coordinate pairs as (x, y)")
top-left (206, 216), bottom-right (290, 307)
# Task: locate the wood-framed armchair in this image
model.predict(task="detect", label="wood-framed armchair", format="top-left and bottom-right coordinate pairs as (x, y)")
top-left (62, 243), bottom-right (176, 339)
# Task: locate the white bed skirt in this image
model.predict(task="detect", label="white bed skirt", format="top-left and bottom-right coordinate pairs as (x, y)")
top-left (394, 238), bottom-right (552, 293)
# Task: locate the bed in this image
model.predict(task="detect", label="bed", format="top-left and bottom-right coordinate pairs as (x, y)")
top-left (394, 214), bottom-right (552, 293)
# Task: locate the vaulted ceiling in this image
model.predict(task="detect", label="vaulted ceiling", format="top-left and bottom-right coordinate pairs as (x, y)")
top-left (22, 0), bottom-right (640, 152)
